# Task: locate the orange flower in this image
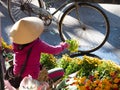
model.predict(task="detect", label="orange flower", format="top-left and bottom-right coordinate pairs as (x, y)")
top-left (112, 84), bottom-right (118, 89)
top-left (113, 78), bottom-right (120, 83)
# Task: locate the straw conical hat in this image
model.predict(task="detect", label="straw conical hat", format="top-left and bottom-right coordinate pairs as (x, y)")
top-left (10, 17), bottom-right (44, 44)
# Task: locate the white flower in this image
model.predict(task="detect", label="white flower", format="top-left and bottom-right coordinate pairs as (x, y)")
top-left (19, 75), bottom-right (39, 90)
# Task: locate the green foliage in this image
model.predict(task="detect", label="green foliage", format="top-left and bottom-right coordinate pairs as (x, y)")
top-left (58, 54), bottom-right (82, 76)
top-left (77, 56), bottom-right (99, 77)
top-left (65, 39), bottom-right (79, 53)
top-left (57, 55), bottom-right (71, 70)
top-left (65, 61), bottom-right (81, 75)
top-left (3, 52), bottom-right (13, 60)
top-left (40, 53), bottom-right (57, 69)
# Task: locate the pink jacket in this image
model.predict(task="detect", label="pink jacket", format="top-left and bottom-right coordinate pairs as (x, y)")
top-left (13, 38), bottom-right (68, 79)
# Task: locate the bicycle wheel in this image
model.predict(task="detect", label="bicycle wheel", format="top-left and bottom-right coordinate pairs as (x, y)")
top-left (59, 2), bottom-right (110, 53)
top-left (8, 0), bottom-right (41, 23)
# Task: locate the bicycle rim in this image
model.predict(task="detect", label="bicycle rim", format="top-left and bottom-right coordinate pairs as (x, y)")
top-left (59, 3), bottom-right (110, 53)
top-left (8, 0), bottom-right (41, 23)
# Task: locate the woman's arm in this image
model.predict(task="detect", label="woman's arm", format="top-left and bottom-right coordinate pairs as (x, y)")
top-left (39, 40), bottom-right (69, 55)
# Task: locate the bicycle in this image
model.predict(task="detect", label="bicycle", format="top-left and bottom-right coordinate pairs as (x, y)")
top-left (7, 0), bottom-right (110, 53)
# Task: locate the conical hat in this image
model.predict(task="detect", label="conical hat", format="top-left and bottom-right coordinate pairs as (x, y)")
top-left (10, 17), bottom-right (44, 44)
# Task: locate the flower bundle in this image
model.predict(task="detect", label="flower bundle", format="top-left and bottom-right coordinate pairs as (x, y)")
top-left (1, 38), bottom-right (13, 61)
top-left (40, 53), bottom-right (57, 69)
top-left (1, 38), bottom-right (13, 50)
top-left (65, 39), bottom-right (79, 53)
top-left (57, 55), bottom-right (120, 90)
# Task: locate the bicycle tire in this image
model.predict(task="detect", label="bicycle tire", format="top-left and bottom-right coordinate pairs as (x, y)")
top-left (8, 0), bottom-right (42, 23)
top-left (59, 2), bottom-right (110, 53)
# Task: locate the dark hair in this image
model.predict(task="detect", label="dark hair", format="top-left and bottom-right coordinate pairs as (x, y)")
top-left (17, 38), bottom-right (39, 50)
top-left (18, 43), bottom-right (30, 50)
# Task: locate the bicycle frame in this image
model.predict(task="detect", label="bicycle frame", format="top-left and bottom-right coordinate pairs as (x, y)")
top-left (38, 0), bottom-right (84, 27)
top-left (39, 0), bottom-right (80, 16)
top-left (36, 0), bottom-right (87, 30)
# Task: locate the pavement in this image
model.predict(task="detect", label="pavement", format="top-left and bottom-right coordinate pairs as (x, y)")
top-left (0, 1), bottom-right (120, 64)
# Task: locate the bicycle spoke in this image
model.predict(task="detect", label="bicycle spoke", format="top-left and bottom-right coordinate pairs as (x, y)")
top-left (59, 3), bottom-right (109, 53)
top-left (8, 0), bottom-right (41, 22)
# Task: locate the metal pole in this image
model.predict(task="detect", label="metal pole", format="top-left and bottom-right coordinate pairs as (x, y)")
top-left (0, 17), bottom-right (5, 90)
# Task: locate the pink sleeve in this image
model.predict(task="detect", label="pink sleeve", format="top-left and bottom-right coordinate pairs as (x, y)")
top-left (39, 40), bottom-right (68, 55)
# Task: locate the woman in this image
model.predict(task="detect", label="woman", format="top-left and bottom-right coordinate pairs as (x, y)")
top-left (8, 17), bottom-right (69, 88)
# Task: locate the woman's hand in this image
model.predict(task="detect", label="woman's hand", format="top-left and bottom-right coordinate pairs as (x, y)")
top-left (60, 42), bottom-right (70, 49)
